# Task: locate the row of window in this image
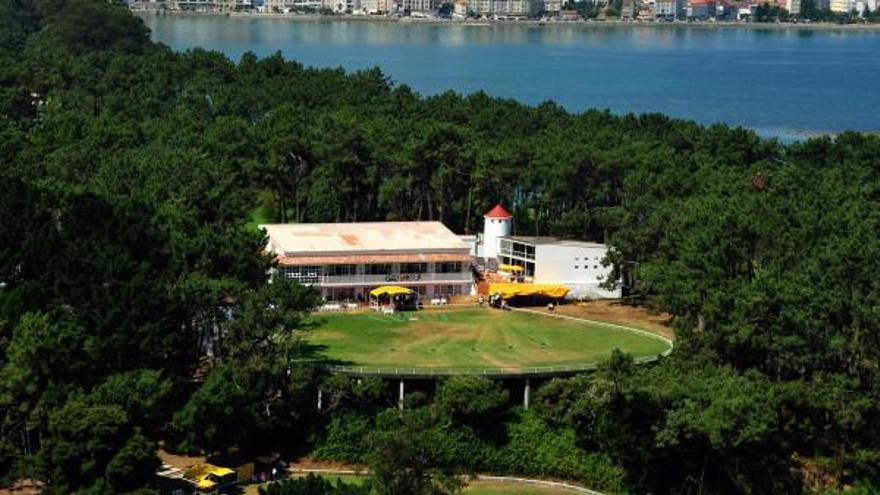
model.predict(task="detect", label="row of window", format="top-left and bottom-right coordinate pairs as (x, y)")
top-left (499, 241), bottom-right (536, 260)
top-left (322, 284), bottom-right (464, 302)
top-left (325, 285), bottom-right (463, 302)
top-left (279, 262), bottom-right (465, 279)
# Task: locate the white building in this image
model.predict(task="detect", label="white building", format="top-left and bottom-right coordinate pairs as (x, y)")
top-left (656, 0), bottom-right (677, 17)
top-left (497, 237), bottom-right (621, 299)
top-left (470, 204), bottom-right (621, 299)
top-left (830, 0), bottom-right (854, 11)
top-left (481, 204), bottom-right (512, 260)
top-left (262, 221), bottom-right (473, 301)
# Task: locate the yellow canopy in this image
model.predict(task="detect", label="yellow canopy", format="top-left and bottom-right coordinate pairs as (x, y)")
top-left (489, 283), bottom-right (570, 299)
top-left (498, 264), bottom-right (524, 272)
top-left (370, 285), bottom-right (414, 297)
top-left (186, 464), bottom-right (236, 489)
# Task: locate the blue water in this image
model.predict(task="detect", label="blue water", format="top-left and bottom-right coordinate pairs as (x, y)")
top-left (138, 14), bottom-right (880, 138)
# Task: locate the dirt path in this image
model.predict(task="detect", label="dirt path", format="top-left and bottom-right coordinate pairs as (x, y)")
top-left (532, 300), bottom-right (674, 339)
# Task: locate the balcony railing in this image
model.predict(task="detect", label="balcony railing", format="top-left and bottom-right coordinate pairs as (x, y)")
top-left (320, 271), bottom-right (473, 286)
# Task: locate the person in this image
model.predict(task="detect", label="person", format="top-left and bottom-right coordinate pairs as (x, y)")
top-left (548, 302), bottom-right (555, 311)
top-left (478, 295), bottom-right (484, 307)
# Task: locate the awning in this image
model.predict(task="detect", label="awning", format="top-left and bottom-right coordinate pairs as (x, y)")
top-left (370, 286), bottom-right (414, 297)
top-left (488, 283), bottom-right (570, 299)
top-left (498, 264), bottom-right (524, 272)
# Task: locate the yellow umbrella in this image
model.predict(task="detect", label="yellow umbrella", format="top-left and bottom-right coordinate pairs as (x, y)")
top-left (370, 286), bottom-right (414, 297)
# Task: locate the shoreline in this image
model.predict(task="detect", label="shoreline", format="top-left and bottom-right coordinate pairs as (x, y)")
top-left (132, 9), bottom-right (880, 31)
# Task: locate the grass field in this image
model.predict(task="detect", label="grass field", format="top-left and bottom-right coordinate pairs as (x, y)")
top-left (306, 308), bottom-right (670, 371)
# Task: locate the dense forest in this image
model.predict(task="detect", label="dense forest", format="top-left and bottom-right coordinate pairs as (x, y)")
top-left (2, 0), bottom-right (880, 493)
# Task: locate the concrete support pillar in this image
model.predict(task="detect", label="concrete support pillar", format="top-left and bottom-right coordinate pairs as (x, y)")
top-left (317, 389), bottom-right (323, 411)
top-left (523, 378), bottom-right (530, 410)
top-left (399, 379), bottom-right (405, 410)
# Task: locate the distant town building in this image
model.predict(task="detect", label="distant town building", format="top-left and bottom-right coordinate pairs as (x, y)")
top-left (687, 0), bottom-right (715, 18)
top-left (542, 0), bottom-right (563, 15)
top-left (715, 0), bottom-right (739, 17)
top-left (168, 0), bottom-right (253, 11)
top-left (775, 0), bottom-right (800, 14)
top-left (466, 0), bottom-right (538, 16)
top-left (493, 0), bottom-right (539, 16)
top-left (469, 0), bottom-right (493, 15)
top-left (401, 0), bottom-right (435, 11)
top-left (656, 0), bottom-right (677, 18)
top-left (265, 0), bottom-right (321, 11)
top-left (830, 0), bottom-right (855, 11)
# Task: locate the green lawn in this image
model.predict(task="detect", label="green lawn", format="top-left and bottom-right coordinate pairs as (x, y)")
top-left (306, 308), bottom-right (669, 372)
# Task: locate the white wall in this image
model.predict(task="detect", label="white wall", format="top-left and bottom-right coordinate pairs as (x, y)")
top-left (483, 217), bottom-right (511, 260)
top-left (533, 244), bottom-right (621, 299)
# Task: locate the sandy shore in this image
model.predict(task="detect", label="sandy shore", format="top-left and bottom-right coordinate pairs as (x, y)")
top-left (132, 9), bottom-right (880, 30)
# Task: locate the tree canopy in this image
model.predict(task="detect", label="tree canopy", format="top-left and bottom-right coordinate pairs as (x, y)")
top-left (1, 0), bottom-right (880, 493)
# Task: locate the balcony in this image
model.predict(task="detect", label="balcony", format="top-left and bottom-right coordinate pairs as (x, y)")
top-left (319, 271), bottom-right (473, 286)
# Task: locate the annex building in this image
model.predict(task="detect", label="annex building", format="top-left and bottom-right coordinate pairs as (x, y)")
top-left (471, 204), bottom-right (622, 300)
top-left (261, 221), bottom-right (473, 302)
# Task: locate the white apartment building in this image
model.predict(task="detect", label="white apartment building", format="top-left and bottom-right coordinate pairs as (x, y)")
top-left (401, 0), bottom-right (435, 11)
top-left (467, 0), bottom-right (538, 16)
top-left (656, 0), bottom-right (677, 17)
top-left (830, 0), bottom-right (854, 11)
top-left (263, 221), bottom-right (473, 301)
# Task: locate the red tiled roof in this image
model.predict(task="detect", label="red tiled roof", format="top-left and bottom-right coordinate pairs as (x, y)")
top-left (484, 204), bottom-right (512, 219)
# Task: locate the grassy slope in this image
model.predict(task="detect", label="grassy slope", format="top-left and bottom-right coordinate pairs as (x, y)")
top-left (306, 308), bottom-right (669, 370)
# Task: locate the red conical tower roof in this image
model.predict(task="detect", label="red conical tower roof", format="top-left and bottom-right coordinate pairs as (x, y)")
top-left (484, 204), bottom-right (512, 219)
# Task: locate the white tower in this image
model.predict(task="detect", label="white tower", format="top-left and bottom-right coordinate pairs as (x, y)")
top-left (483, 204), bottom-right (512, 260)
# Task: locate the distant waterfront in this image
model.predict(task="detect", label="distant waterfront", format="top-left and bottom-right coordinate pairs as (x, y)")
top-left (139, 12), bottom-right (880, 139)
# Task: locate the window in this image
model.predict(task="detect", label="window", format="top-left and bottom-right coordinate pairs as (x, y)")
top-left (325, 264), bottom-right (356, 277)
top-left (278, 265), bottom-right (322, 284)
top-left (365, 264), bottom-right (392, 275)
top-left (326, 287), bottom-right (355, 301)
top-left (499, 240), bottom-right (513, 256)
top-left (400, 263), bottom-right (427, 274)
top-left (435, 285), bottom-right (463, 298)
top-left (436, 262), bottom-right (462, 273)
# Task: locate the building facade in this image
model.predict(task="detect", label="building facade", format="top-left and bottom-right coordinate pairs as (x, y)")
top-left (497, 237), bottom-right (621, 299)
top-left (263, 222), bottom-right (473, 301)
top-left (401, 0), bottom-right (435, 12)
top-left (656, 0), bottom-right (677, 17)
top-left (830, 0), bottom-right (854, 11)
